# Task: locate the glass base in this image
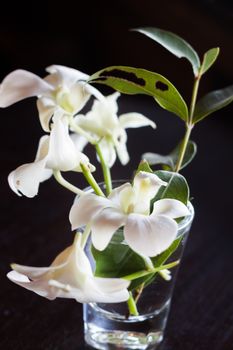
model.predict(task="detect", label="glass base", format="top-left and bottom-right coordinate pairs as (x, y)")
top-left (83, 300), bottom-right (170, 350)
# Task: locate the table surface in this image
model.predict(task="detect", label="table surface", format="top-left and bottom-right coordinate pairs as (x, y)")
top-left (1, 96), bottom-right (233, 350)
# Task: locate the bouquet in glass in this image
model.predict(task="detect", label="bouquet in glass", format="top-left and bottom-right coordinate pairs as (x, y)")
top-left (2, 28), bottom-right (232, 349)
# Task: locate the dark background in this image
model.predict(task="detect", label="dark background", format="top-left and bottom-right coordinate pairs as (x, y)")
top-left (0, 1), bottom-right (233, 349)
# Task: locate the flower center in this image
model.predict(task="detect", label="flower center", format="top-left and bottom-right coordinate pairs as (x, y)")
top-left (55, 86), bottom-right (74, 113)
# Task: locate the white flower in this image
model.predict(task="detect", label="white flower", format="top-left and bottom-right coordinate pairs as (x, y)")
top-left (7, 233), bottom-right (130, 303)
top-left (69, 171), bottom-right (190, 257)
top-left (0, 65), bottom-right (103, 131)
top-left (75, 92), bottom-right (156, 167)
top-left (8, 112), bottom-right (93, 198)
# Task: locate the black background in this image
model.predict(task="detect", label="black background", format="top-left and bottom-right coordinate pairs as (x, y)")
top-left (0, 1), bottom-right (233, 349)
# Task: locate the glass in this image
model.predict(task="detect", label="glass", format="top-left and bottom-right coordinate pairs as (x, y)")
top-left (83, 181), bottom-right (194, 350)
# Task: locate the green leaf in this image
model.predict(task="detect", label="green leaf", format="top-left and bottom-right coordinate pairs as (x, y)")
top-left (129, 236), bottom-right (183, 291)
top-left (193, 84), bottom-right (233, 123)
top-left (92, 232), bottom-right (146, 279)
top-left (200, 47), bottom-right (220, 76)
top-left (143, 140), bottom-right (197, 171)
top-left (132, 27), bottom-right (200, 76)
top-left (153, 170), bottom-right (190, 205)
top-left (89, 66), bottom-right (189, 122)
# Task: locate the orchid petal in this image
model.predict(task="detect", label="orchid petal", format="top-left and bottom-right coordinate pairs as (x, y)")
top-left (10, 264), bottom-right (57, 279)
top-left (83, 83), bottom-right (105, 102)
top-left (133, 171), bottom-right (167, 213)
top-left (7, 271), bottom-right (54, 298)
top-left (37, 97), bottom-right (56, 132)
top-left (69, 193), bottom-right (112, 230)
top-left (108, 182), bottom-right (131, 207)
top-left (70, 133), bottom-right (88, 152)
top-left (7, 233), bottom-right (129, 303)
top-left (98, 138), bottom-right (116, 168)
top-left (0, 70), bottom-right (52, 107)
top-left (124, 213), bottom-right (177, 257)
top-left (46, 65), bottom-right (89, 86)
top-left (90, 277), bottom-right (130, 302)
top-left (119, 113), bottom-right (156, 129)
top-left (65, 82), bottom-right (91, 114)
top-left (152, 198), bottom-right (190, 219)
top-left (113, 129), bottom-right (129, 165)
top-left (91, 207), bottom-right (126, 251)
top-left (8, 158), bottom-right (49, 198)
top-left (46, 117), bottom-right (78, 171)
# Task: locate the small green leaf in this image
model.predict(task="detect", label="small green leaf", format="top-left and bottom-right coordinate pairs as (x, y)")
top-left (136, 159), bottom-right (153, 174)
top-left (143, 140), bottom-right (197, 171)
top-left (89, 66), bottom-right (189, 122)
top-left (132, 27), bottom-right (200, 76)
top-left (154, 170), bottom-right (190, 205)
top-left (200, 47), bottom-right (220, 76)
top-left (193, 84), bottom-right (233, 123)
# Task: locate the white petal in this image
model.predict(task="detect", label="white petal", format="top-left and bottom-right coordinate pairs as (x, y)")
top-left (152, 199), bottom-right (190, 219)
top-left (98, 138), bottom-right (116, 168)
top-left (89, 277), bottom-right (130, 303)
top-left (0, 70), bottom-right (52, 107)
top-left (46, 117), bottom-right (78, 171)
top-left (8, 158), bottom-right (48, 198)
top-left (69, 193), bottom-right (112, 230)
top-left (114, 129), bottom-right (130, 165)
top-left (133, 171), bottom-right (167, 214)
top-left (119, 113), bottom-right (156, 129)
top-left (124, 213), bottom-right (177, 257)
top-left (70, 133), bottom-right (88, 152)
top-left (91, 207), bottom-right (126, 251)
top-left (105, 92), bottom-right (121, 114)
top-left (46, 65), bottom-right (89, 86)
top-left (108, 182), bottom-right (132, 207)
top-left (37, 97), bottom-right (56, 132)
top-left (66, 82), bottom-right (91, 114)
top-left (75, 114), bottom-right (102, 135)
top-left (83, 83), bottom-right (105, 102)
top-left (10, 264), bottom-right (56, 279)
top-left (7, 271), bottom-right (54, 299)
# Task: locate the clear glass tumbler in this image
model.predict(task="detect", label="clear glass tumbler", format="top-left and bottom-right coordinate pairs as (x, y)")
top-left (83, 181), bottom-right (194, 350)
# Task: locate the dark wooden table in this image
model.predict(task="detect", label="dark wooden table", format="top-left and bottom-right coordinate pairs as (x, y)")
top-left (1, 96), bottom-right (233, 350)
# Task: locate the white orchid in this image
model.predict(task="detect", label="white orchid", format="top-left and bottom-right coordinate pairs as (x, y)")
top-left (75, 92), bottom-right (156, 167)
top-left (8, 112), bottom-right (93, 198)
top-left (0, 65), bottom-right (103, 131)
top-left (7, 233), bottom-right (130, 303)
top-left (70, 171), bottom-right (190, 257)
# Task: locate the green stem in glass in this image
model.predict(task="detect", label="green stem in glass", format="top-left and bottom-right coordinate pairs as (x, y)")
top-left (80, 163), bottom-right (105, 196)
top-left (127, 292), bottom-right (139, 316)
top-left (95, 143), bottom-right (112, 195)
top-left (123, 260), bottom-right (180, 281)
top-left (53, 170), bottom-right (84, 195)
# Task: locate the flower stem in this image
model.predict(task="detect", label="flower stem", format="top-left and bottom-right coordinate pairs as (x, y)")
top-left (80, 163), bottom-right (105, 196)
top-left (127, 292), bottom-right (139, 316)
top-left (174, 124), bottom-right (193, 173)
top-left (134, 283), bottom-right (145, 304)
top-left (123, 260), bottom-right (180, 281)
top-left (175, 74), bottom-right (201, 173)
top-left (53, 170), bottom-right (84, 195)
top-left (95, 143), bottom-right (112, 195)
